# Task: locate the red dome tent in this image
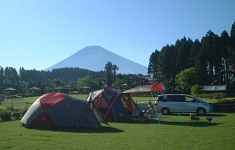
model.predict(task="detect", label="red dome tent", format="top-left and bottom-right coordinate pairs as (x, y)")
top-left (20, 93), bottom-right (107, 129)
top-left (87, 87), bottom-right (145, 122)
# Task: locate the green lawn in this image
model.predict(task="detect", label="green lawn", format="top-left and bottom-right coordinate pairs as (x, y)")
top-left (0, 94), bottom-right (235, 149)
top-left (0, 113), bottom-right (234, 149)
top-left (0, 94), bottom-right (234, 110)
top-left (0, 94), bottom-right (89, 110)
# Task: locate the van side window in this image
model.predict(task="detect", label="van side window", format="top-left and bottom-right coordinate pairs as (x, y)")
top-left (163, 95), bottom-right (169, 101)
top-left (185, 96), bottom-right (195, 102)
top-left (157, 96), bottom-right (163, 101)
top-left (180, 96), bottom-right (186, 102)
top-left (171, 96), bottom-right (185, 102)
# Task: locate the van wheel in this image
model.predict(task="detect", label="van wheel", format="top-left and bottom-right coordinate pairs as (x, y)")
top-left (197, 108), bottom-right (206, 116)
top-left (162, 108), bottom-right (170, 115)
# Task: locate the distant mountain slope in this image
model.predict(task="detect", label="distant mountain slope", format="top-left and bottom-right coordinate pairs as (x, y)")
top-left (44, 46), bottom-right (148, 74)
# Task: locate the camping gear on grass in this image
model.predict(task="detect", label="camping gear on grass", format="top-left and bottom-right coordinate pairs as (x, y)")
top-left (206, 116), bottom-right (214, 123)
top-left (190, 113), bottom-right (199, 122)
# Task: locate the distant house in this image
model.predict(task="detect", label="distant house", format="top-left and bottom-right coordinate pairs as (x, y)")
top-left (123, 74), bottom-right (149, 87)
top-left (54, 86), bottom-right (69, 94)
top-left (79, 86), bottom-right (92, 94)
top-left (27, 87), bottom-right (43, 96)
top-left (203, 85), bottom-right (226, 92)
top-left (4, 87), bottom-right (16, 95)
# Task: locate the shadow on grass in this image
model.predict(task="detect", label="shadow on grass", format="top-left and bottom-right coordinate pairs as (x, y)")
top-left (129, 118), bottom-right (160, 124)
top-left (24, 125), bottom-right (124, 133)
top-left (130, 114), bottom-right (223, 127)
top-left (158, 120), bottom-right (222, 127)
top-left (205, 113), bottom-right (227, 117)
top-left (169, 113), bottom-right (227, 117)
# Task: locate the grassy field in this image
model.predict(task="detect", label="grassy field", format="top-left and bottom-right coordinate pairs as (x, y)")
top-left (0, 93), bottom-right (233, 110)
top-left (0, 94), bottom-right (89, 110)
top-left (0, 113), bottom-right (234, 149)
top-left (0, 94), bottom-right (235, 149)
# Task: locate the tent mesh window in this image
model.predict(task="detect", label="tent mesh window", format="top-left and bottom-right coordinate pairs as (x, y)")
top-left (121, 94), bottom-right (130, 108)
top-left (94, 94), bottom-right (109, 117)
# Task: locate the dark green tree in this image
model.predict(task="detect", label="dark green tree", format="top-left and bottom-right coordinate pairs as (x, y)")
top-left (19, 67), bottom-right (27, 83)
top-left (212, 34), bottom-right (223, 85)
top-left (24, 79), bottom-right (36, 92)
top-left (195, 48), bottom-right (209, 85)
top-left (51, 78), bottom-right (65, 87)
top-left (189, 39), bottom-right (201, 67)
top-left (4, 67), bottom-right (19, 87)
top-left (158, 45), bottom-right (175, 83)
top-left (0, 67), bottom-right (4, 92)
top-left (104, 61), bottom-right (113, 86)
top-left (220, 30), bottom-right (231, 85)
top-left (112, 64), bottom-right (119, 83)
top-left (148, 50), bottom-right (160, 80)
top-left (175, 37), bottom-right (193, 71)
top-left (175, 67), bottom-right (201, 93)
top-left (196, 30), bottom-right (220, 85)
top-left (229, 21), bottom-right (235, 64)
top-left (77, 76), bottom-right (99, 89)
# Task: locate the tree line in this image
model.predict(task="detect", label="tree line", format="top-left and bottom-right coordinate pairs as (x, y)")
top-left (0, 66), bottom-right (106, 94)
top-left (148, 21), bottom-right (235, 92)
top-left (1, 21), bottom-right (235, 94)
top-left (0, 61), bottom-right (138, 94)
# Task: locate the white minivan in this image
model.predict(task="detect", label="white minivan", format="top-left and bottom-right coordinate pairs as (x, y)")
top-left (155, 94), bottom-right (211, 115)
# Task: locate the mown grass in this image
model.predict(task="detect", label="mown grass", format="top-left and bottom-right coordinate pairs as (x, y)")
top-left (0, 94), bottom-right (235, 149)
top-left (0, 93), bottom-right (234, 110)
top-left (0, 113), bottom-right (234, 150)
top-left (0, 94), bottom-right (89, 110)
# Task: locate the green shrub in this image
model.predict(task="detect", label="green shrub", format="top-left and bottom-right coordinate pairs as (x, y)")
top-left (191, 85), bottom-right (203, 95)
top-left (11, 111), bottom-right (21, 120)
top-left (7, 105), bottom-right (14, 111)
top-left (213, 93), bottom-right (226, 100)
top-left (0, 110), bottom-right (11, 121)
top-left (197, 92), bottom-right (226, 100)
top-left (21, 108), bottom-right (28, 116)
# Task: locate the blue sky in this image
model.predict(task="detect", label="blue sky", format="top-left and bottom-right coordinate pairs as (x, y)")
top-left (0, 0), bottom-right (235, 71)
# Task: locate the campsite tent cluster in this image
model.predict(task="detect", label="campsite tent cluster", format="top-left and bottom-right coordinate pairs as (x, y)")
top-left (20, 84), bottom-right (165, 129)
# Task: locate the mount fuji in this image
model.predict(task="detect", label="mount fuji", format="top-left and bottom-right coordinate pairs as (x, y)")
top-left (44, 46), bottom-right (148, 75)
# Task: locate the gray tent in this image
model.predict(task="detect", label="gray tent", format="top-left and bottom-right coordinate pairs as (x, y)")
top-left (20, 93), bottom-right (107, 129)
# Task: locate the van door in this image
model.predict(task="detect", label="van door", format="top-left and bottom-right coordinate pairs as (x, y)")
top-left (165, 95), bottom-right (185, 113)
top-left (184, 95), bottom-right (199, 112)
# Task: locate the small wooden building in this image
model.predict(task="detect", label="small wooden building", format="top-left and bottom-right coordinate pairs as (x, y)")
top-left (27, 87), bottom-right (43, 96)
top-left (79, 86), bottom-right (92, 94)
top-left (4, 87), bottom-right (16, 95)
top-left (203, 85), bottom-right (226, 92)
top-left (54, 86), bottom-right (69, 94)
